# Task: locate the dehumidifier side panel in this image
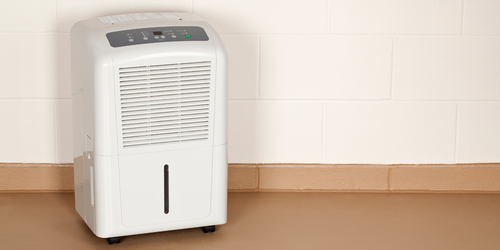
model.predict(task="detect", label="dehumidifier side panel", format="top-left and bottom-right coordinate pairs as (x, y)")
top-left (72, 93), bottom-right (85, 219)
top-left (206, 26), bottom-right (228, 147)
top-left (82, 91), bottom-right (96, 231)
top-left (71, 27), bottom-right (86, 220)
top-left (118, 147), bottom-right (213, 227)
top-left (90, 44), bottom-right (119, 157)
top-left (92, 155), bottom-right (121, 238)
top-left (209, 144), bottom-right (228, 224)
top-left (86, 43), bottom-right (118, 235)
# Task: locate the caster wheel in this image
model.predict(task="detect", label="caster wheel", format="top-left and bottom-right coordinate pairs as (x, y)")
top-left (201, 225), bottom-right (216, 233)
top-left (107, 237), bottom-right (121, 244)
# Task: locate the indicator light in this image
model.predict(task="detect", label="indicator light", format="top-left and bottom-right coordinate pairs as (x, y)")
top-left (185, 34), bottom-right (191, 38)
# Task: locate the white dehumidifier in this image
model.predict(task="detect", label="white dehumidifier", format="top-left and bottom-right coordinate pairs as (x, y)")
top-left (71, 12), bottom-right (227, 244)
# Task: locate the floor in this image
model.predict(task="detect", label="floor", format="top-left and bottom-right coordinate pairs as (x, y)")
top-left (1, 192), bottom-right (499, 250)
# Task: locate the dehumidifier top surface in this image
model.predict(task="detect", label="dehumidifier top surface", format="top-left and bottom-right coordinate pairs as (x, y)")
top-left (97, 13), bottom-right (182, 25)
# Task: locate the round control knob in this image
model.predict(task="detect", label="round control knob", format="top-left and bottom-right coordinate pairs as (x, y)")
top-left (128, 38), bottom-right (134, 42)
top-left (154, 36), bottom-right (159, 39)
top-left (160, 35), bottom-right (165, 39)
top-left (143, 37), bottom-right (148, 40)
top-left (171, 35), bottom-right (177, 38)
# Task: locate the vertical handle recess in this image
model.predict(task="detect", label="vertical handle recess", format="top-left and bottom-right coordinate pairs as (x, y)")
top-left (164, 164), bottom-right (169, 214)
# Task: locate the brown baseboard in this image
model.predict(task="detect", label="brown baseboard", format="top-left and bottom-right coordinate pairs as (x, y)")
top-left (0, 163), bottom-right (73, 191)
top-left (1, 163), bottom-right (500, 192)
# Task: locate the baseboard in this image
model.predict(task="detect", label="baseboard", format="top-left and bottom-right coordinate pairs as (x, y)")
top-left (1, 163), bottom-right (500, 192)
top-left (0, 163), bottom-right (73, 191)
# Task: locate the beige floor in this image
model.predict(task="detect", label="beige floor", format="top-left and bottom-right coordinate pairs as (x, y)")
top-left (0, 192), bottom-right (499, 250)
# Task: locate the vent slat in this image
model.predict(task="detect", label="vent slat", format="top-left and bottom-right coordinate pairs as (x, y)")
top-left (120, 97), bottom-right (209, 111)
top-left (123, 136), bottom-right (208, 147)
top-left (123, 128), bottom-right (209, 142)
top-left (120, 78), bottom-right (210, 93)
top-left (122, 117), bottom-right (209, 130)
top-left (121, 100), bottom-right (209, 114)
top-left (120, 86), bottom-right (210, 100)
top-left (120, 93), bottom-right (209, 107)
top-left (119, 68), bottom-right (211, 79)
top-left (122, 113), bottom-right (208, 126)
top-left (119, 65), bottom-right (211, 74)
top-left (122, 108), bottom-right (209, 122)
top-left (119, 61), bottom-right (211, 73)
top-left (119, 61), bottom-right (212, 148)
top-left (123, 133), bottom-right (209, 145)
top-left (122, 121), bottom-right (209, 134)
top-left (119, 73), bottom-right (211, 84)
top-left (122, 106), bottom-right (209, 119)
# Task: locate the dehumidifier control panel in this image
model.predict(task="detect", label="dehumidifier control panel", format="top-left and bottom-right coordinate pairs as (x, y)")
top-left (106, 26), bottom-right (209, 47)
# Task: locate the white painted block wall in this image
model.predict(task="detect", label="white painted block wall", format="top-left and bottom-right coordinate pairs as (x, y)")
top-left (0, 0), bottom-right (499, 164)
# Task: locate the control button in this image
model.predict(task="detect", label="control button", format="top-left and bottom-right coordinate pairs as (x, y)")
top-left (128, 38), bottom-right (134, 42)
top-left (185, 34), bottom-right (191, 38)
top-left (154, 36), bottom-right (159, 39)
top-left (161, 35), bottom-right (165, 39)
top-left (171, 35), bottom-right (177, 38)
top-left (143, 37), bottom-right (148, 40)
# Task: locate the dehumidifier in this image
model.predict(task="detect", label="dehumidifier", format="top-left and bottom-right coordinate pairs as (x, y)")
top-left (71, 12), bottom-right (227, 244)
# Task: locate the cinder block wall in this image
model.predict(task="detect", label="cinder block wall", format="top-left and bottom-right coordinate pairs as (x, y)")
top-left (0, 0), bottom-right (499, 191)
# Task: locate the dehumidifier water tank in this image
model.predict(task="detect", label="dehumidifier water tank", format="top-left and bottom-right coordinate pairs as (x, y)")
top-left (71, 12), bottom-right (227, 244)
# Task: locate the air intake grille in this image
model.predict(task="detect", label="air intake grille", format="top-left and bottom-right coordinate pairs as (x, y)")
top-left (119, 61), bottom-right (211, 148)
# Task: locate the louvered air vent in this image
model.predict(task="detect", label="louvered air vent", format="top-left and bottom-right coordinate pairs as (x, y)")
top-left (119, 61), bottom-right (211, 148)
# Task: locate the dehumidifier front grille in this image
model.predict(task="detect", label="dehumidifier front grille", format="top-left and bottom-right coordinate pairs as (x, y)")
top-left (118, 61), bottom-right (212, 148)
